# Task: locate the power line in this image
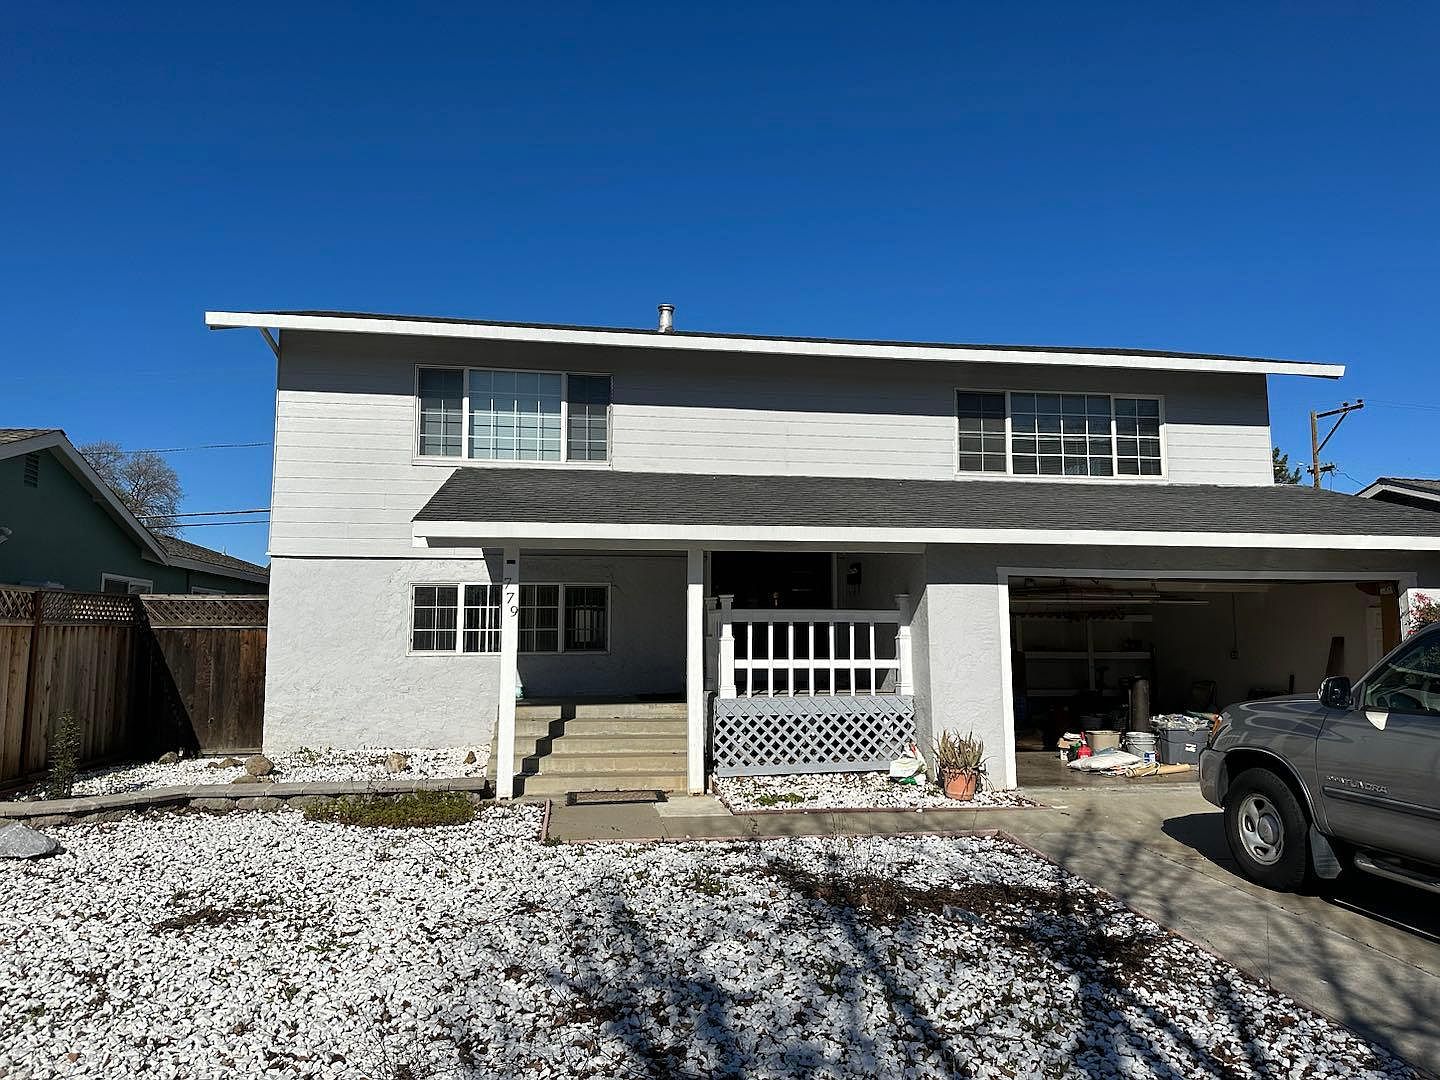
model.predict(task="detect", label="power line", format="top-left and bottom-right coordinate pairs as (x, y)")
top-left (138, 508), bottom-right (270, 520)
top-left (171, 520), bottom-right (271, 528)
top-left (128, 441), bottom-right (271, 453)
top-left (1364, 400), bottom-right (1440, 413)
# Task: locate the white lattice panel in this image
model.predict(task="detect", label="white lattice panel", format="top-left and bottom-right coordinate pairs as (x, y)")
top-left (712, 695), bottom-right (915, 776)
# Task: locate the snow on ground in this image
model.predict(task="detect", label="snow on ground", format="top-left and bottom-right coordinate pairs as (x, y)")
top-left (715, 770), bottom-right (1039, 811)
top-left (0, 804), bottom-right (1414, 1080)
top-left (10, 746), bottom-right (491, 800)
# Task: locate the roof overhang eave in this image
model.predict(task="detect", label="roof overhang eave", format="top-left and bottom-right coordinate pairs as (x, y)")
top-left (163, 554), bottom-right (269, 583)
top-left (205, 311), bottom-right (1346, 379)
top-left (1356, 482), bottom-right (1440, 507)
top-left (411, 520), bottom-right (1440, 551)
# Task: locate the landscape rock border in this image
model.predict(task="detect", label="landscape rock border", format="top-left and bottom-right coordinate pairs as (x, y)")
top-left (0, 777), bottom-right (494, 827)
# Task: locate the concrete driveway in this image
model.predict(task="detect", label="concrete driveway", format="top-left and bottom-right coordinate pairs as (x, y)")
top-left (1010, 785), bottom-right (1440, 1076)
top-left (551, 784), bottom-right (1440, 1074)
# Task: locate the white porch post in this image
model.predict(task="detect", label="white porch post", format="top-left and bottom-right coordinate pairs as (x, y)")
top-left (717, 594), bottom-right (737, 699)
top-left (894, 592), bottom-right (914, 695)
top-left (686, 547), bottom-right (705, 794)
top-left (496, 546), bottom-right (520, 800)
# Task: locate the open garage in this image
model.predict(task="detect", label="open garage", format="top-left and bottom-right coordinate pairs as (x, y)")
top-left (1007, 572), bottom-right (1403, 787)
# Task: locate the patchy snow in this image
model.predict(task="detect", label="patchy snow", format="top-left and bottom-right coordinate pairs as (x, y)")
top-left (9, 746), bottom-right (491, 800)
top-left (0, 804), bottom-right (1415, 1079)
top-left (715, 771), bottom-right (1039, 812)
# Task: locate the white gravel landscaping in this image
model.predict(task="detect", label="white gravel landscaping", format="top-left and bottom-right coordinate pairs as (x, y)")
top-left (0, 804), bottom-right (1415, 1079)
top-left (8, 746), bottom-right (491, 800)
top-left (715, 771), bottom-right (1040, 812)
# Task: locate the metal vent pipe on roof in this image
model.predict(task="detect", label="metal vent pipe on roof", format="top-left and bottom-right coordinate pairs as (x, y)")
top-left (657, 303), bottom-right (675, 333)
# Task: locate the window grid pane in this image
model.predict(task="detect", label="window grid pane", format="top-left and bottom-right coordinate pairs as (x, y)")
top-left (418, 369), bottom-right (463, 457)
top-left (564, 586), bottom-right (608, 651)
top-left (1113, 397), bottom-right (1163, 475)
top-left (956, 391), bottom-right (1008, 473)
top-left (1010, 392), bottom-right (1119, 476)
top-left (519, 584), bottom-right (561, 653)
top-left (412, 584), bottom-right (459, 652)
top-left (566, 375), bottom-right (611, 461)
top-left (469, 369), bottom-right (563, 461)
top-left (462, 584), bottom-right (502, 654)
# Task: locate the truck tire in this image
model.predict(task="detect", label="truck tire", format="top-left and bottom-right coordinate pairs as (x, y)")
top-left (1223, 768), bottom-right (1310, 892)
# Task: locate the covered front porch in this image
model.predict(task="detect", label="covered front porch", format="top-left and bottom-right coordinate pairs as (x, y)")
top-left (441, 544), bottom-right (922, 798)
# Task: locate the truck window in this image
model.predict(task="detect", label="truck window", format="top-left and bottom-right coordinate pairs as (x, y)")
top-left (1364, 635), bottom-right (1440, 716)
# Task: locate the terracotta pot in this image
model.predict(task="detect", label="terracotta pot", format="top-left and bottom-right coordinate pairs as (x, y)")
top-left (942, 772), bottom-right (978, 802)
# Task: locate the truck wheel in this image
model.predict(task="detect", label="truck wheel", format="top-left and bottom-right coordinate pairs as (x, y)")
top-left (1223, 768), bottom-right (1310, 892)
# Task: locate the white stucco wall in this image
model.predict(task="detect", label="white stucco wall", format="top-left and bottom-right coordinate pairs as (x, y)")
top-left (264, 552), bottom-right (687, 751)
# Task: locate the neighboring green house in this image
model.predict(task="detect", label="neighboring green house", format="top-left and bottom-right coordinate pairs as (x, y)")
top-left (0, 428), bottom-right (267, 594)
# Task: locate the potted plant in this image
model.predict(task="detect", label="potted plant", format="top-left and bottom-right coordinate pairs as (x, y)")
top-left (933, 730), bottom-right (986, 802)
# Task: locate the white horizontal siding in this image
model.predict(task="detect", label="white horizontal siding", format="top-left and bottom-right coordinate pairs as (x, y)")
top-left (269, 331), bottom-right (1276, 557)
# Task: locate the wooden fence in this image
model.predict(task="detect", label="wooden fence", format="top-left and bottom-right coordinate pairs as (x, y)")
top-left (0, 588), bottom-right (268, 788)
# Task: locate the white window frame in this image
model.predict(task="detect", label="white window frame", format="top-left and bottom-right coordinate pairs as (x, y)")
top-left (953, 389), bottom-right (1167, 481)
top-left (190, 586), bottom-right (226, 596)
top-left (413, 366), bottom-right (613, 469)
top-left (516, 582), bottom-right (612, 656)
top-left (101, 573), bottom-right (154, 595)
top-left (408, 582), bottom-right (503, 657)
top-left (406, 581), bottom-right (610, 656)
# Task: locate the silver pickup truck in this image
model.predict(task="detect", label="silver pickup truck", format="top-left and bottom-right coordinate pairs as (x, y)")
top-left (1200, 621), bottom-right (1440, 894)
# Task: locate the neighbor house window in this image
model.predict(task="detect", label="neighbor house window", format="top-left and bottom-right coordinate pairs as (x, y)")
top-left (101, 574), bottom-right (153, 595)
top-left (412, 584), bottom-right (503, 654)
top-left (417, 367), bottom-right (611, 463)
top-left (957, 391), bottom-right (1163, 478)
top-left (955, 391), bottom-right (1007, 473)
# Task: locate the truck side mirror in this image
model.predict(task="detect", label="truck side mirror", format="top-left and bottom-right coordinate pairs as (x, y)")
top-left (1318, 676), bottom-right (1353, 710)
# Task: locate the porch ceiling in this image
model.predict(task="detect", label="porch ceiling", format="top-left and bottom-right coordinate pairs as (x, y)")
top-left (411, 468), bottom-right (1440, 550)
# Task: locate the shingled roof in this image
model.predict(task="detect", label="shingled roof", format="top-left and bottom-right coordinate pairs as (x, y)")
top-left (155, 535), bottom-right (268, 579)
top-left (413, 468), bottom-right (1440, 542)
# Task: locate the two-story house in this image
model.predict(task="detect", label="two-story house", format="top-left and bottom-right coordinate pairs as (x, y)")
top-left (209, 307), bottom-right (1440, 797)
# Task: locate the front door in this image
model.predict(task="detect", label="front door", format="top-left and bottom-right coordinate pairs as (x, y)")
top-left (710, 552), bottom-right (833, 610)
top-left (1315, 631), bottom-right (1440, 862)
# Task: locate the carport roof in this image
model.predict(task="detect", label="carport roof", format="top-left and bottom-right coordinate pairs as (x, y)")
top-left (413, 469), bottom-right (1440, 550)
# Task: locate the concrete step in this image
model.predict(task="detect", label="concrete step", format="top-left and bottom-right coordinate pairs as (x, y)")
top-left (520, 750), bottom-right (687, 776)
top-left (514, 770), bottom-right (688, 797)
top-left (513, 733), bottom-right (688, 757)
top-left (515, 701), bottom-right (687, 721)
top-left (514, 717), bottom-right (688, 738)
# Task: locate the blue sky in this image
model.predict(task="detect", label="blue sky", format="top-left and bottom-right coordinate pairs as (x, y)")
top-left (3, 3), bottom-right (1436, 565)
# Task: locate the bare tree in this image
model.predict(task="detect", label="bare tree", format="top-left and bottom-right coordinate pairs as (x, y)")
top-left (79, 440), bottom-right (183, 535)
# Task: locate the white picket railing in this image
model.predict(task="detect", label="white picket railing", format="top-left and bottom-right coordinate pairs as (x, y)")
top-left (709, 594), bottom-right (913, 698)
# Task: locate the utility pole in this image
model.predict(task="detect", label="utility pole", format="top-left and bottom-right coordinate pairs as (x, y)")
top-left (1308, 399), bottom-right (1364, 488)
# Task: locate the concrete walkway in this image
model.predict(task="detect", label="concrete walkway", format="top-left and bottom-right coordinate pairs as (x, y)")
top-left (548, 786), bottom-right (1440, 1075)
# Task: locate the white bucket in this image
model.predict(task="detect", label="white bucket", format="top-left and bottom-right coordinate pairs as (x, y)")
top-left (1123, 731), bottom-right (1157, 765)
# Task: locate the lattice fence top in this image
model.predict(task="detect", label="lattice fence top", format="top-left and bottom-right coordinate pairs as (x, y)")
top-left (142, 595), bottom-right (268, 628)
top-left (0, 587), bottom-right (34, 623)
top-left (40, 591), bottom-right (144, 625)
top-left (711, 695), bottom-right (915, 777)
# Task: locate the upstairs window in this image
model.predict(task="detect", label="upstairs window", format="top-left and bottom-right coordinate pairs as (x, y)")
top-left (469, 370), bottom-right (563, 461)
top-left (956, 391), bottom-right (1164, 478)
top-left (418, 369), bottom-right (464, 457)
top-left (566, 375), bottom-right (611, 462)
top-left (1114, 397), bottom-right (1163, 476)
top-left (1011, 393), bottom-right (1114, 477)
top-left (955, 392), bottom-right (1007, 473)
top-left (417, 367), bottom-right (610, 464)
